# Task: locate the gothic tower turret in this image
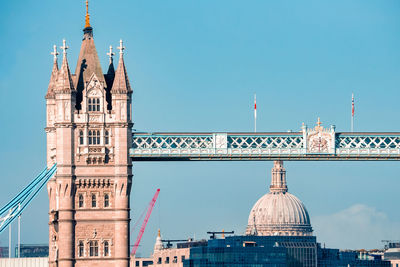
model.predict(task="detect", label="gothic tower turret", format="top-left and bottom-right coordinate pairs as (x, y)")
top-left (46, 2), bottom-right (132, 267)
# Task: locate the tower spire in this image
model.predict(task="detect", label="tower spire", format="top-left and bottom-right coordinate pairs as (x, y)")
top-left (112, 40), bottom-right (131, 93)
top-left (85, 0), bottom-right (91, 28)
top-left (46, 45), bottom-right (59, 99)
top-left (56, 39), bottom-right (74, 92)
top-left (107, 45), bottom-right (115, 64)
top-left (269, 161), bottom-right (288, 193)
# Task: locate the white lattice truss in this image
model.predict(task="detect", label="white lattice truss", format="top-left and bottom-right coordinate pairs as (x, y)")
top-left (130, 133), bottom-right (400, 160)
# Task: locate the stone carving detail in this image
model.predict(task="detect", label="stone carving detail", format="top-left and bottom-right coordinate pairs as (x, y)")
top-left (89, 115), bottom-right (101, 122)
top-left (214, 133), bottom-right (228, 149)
top-left (88, 89), bottom-right (101, 97)
top-left (305, 118), bottom-right (334, 154)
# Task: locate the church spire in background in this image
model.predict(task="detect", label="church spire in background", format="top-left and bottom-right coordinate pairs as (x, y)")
top-left (269, 161), bottom-right (288, 193)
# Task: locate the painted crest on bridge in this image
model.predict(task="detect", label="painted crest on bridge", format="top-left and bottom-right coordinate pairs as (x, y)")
top-left (304, 118), bottom-right (336, 154)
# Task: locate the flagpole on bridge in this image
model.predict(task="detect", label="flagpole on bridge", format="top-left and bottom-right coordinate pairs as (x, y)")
top-left (351, 93), bottom-right (355, 132)
top-left (254, 94), bottom-right (257, 133)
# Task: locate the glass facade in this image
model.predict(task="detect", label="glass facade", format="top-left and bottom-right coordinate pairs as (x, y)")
top-left (183, 236), bottom-right (317, 267)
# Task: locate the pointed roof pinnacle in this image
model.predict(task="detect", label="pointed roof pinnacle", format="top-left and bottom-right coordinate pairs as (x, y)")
top-left (269, 161), bottom-right (288, 194)
top-left (46, 45), bottom-right (59, 99)
top-left (107, 45), bottom-right (115, 64)
top-left (85, 0), bottom-right (91, 28)
top-left (56, 39), bottom-right (75, 93)
top-left (51, 45), bottom-right (59, 64)
top-left (112, 40), bottom-right (131, 93)
top-left (60, 39), bottom-right (69, 58)
top-left (117, 39), bottom-right (125, 57)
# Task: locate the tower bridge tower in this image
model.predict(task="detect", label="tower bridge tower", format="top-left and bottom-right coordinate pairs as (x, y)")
top-left (45, 2), bottom-right (133, 267)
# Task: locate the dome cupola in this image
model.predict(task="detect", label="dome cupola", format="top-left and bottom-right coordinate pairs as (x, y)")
top-left (246, 161), bottom-right (313, 236)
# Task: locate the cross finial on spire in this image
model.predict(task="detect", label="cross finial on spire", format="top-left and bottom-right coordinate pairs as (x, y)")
top-left (117, 39), bottom-right (125, 57)
top-left (50, 45), bottom-right (59, 63)
top-left (85, 0), bottom-right (91, 28)
top-left (60, 39), bottom-right (69, 57)
top-left (107, 45), bottom-right (115, 64)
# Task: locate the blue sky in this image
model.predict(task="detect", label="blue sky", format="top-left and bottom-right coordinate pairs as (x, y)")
top-left (0, 0), bottom-right (400, 256)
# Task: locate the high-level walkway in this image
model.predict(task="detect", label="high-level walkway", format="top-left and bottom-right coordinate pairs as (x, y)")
top-left (130, 124), bottom-right (400, 161)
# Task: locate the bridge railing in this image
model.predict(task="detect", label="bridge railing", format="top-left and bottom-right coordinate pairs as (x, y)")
top-left (130, 132), bottom-right (400, 160)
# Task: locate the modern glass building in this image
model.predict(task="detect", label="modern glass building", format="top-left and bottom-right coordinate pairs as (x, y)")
top-left (183, 235), bottom-right (317, 267)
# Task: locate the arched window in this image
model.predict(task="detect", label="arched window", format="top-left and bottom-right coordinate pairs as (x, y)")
top-left (104, 194), bottom-right (109, 208)
top-left (89, 241), bottom-right (98, 257)
top-left (78, 241), bottom-right (84, 257)
top-left (91, 194), bottom-right (97, 208)
top-left (79, 130), bottom-right (84, 145)
top-left (105, 131), bottom-right (109, 145)
top-left (104, 241), bottom-right (109, 256)
top-left (88, 130), bottom-right (93, 145)
top-left (88, 98), bottom-right (100, 112)
top-left (95, 131), bottom-right (100, 145)
top-left (78, 194), bottom-right (84, 208)
top-left (88, 130), bottom-right (100, 145)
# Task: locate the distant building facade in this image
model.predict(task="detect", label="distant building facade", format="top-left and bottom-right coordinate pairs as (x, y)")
top-left (383, 242), bottom-right (400, 267)
top-left (15, 244), bottom-right (49, 258)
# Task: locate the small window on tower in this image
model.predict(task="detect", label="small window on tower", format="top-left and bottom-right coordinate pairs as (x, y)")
top-left (105, 131), bottom-right (109, 145)
top-left (78, 241), bottom-right (84, 257)
top-left (104, 241), bottom-right (109, 256)
top-left (104, 194), bottom-right (110, 208)
top-left (79, 130), bottom-right (84, 145)
top-left (88, 98), bottom-right (100, 112)
top-left (89, 240), bottom-right (98, 257)
top-left (91, 194), bottom-right (97, 208)
top-left (96, 130), bottom-right (100, 145)
top-left (88, 130), bottom-right (93, 145)
top-left (78, 194), bottom-right (84, 208)
top-left (88, 130), bottom-right (100, 145)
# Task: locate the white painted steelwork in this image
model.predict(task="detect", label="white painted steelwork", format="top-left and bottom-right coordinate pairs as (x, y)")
top-left (130, 124), bottom-right (400, 161)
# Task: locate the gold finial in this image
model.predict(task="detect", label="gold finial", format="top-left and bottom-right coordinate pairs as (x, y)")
top-left (317, 117), bottom-right (322, 127)
top-left (85, 0), bottom-right (91, 28)
top-left (222, 229), bottom-right (225, 239)
top-left (315, 117), bottom-right (323, 131)
top-left (157, 229), bottom-right (161, 237)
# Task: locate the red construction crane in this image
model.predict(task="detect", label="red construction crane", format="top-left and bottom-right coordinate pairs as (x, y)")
top-left (131, 188), bottom-right (160, 256)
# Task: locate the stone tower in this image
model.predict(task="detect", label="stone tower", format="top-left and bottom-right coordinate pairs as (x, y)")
top-left (45, 2), bottom-right (133, 267)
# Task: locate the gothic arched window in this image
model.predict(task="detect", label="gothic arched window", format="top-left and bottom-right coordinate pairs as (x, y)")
top-left (78, 194), bottom-right (84, 208)
top-left (88, 98), bottom-right (100, 112)
top-left (79, 130), bottom-right (84, 145)
top-left (78, 241), bottom-right (84, 257)
top-left (96, 130), bottom-right (100, 145)
top-left (104, 194), bottom-right (109, 208)
top-left (89, 240), bottom-right (98, 257)
top-left (88, 130), bottom-right (93, 145)
top-left (104, 241), bottom-right (109, 256)
top-left (105, 130), bottom-right (109, 145)
top-left (91, 194), bottom-right (97, 208)
top-left (88, 130), bottom-right (100, 145)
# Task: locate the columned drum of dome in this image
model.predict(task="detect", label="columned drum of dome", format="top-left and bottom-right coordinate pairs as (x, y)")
top-left (246, 161), bottom-right (313, 236)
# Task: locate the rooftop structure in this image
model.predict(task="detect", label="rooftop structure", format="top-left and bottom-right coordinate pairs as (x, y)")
top-left (246, 161), bottom-right (313, 236)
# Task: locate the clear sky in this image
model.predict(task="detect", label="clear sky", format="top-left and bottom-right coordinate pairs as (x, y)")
top-left (0, 0), bottom-right (400, 257)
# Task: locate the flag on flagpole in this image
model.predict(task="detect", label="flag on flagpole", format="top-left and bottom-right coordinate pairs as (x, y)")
top-left (254, 94), bottom-right (257, 132)
top-left (351, 93), bottom-right (355, 132)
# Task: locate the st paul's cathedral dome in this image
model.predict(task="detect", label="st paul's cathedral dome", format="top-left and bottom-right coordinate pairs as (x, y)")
top-left (246, 161), bottom-right (313, 236)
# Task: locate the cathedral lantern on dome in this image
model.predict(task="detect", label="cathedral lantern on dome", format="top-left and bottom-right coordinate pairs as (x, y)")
top-left (302, 118), bottom-right (336, 154)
